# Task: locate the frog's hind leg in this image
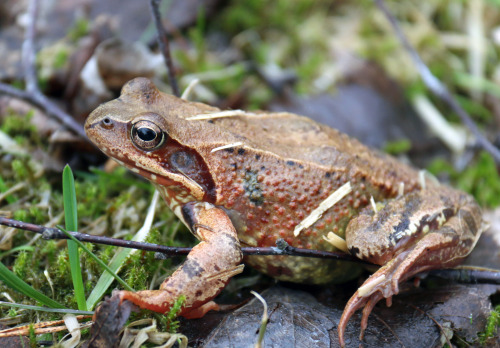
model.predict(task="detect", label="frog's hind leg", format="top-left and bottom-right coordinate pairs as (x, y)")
top-left (338, 192), bottom-right (483, 347)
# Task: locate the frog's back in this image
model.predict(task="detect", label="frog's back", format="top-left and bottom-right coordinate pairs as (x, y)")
top-left (211, 111), bottom-right (421, 190)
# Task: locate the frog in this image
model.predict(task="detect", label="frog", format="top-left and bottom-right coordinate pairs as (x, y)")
top-left (84, 77), bottom-right (484, 347)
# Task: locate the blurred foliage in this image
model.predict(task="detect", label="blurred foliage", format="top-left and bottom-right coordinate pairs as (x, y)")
top-left (428, 151), bottom-right (500, 208)
top-left (479, 305), bottom-right (500, 345)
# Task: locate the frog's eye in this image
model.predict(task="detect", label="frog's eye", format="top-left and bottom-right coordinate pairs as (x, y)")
top-left (131, 120), bottom-right (165, 151)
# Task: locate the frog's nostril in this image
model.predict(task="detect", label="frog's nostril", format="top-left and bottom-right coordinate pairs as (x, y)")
top-left (101, 116), bottom-right (114, 129)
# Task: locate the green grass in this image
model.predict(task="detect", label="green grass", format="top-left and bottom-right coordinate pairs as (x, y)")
top-left (0, 165), bottom-right (164, 322)
top-left (0, 261), bottom-right (66, 309)
top-left (63, 165), bottom-right (87, 311)
top-left (428, 152), bottom-right (500, 208)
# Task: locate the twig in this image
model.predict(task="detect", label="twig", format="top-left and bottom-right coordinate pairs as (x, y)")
top-left (0, 217), bottom-right (364, 262)
top-left (2, 217), bottom-right (500, 283)
top-left (0, 0), bottom-right (86, 139)
top-left (371, 313), bottom-right (406, 348)
top-left (429, 267), bottom-right (500, 285)
top-left (408, 304), bottom-right (453, 348)
top-left (149, 0), bottom-right (180, 97)
top-left (374, 0), bottom-right (500, 164)
top-left (0, 82), bottom-right (87, 139)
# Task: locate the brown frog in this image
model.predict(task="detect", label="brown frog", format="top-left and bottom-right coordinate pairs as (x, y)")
top-left (85, 78), bottom-right (484, 347)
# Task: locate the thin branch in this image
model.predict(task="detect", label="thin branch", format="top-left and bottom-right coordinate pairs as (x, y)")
top-left (374, 0), bottom-right (500, 164)
top-left (2, 217), bottom-right (500, 283)
top-left (0, 216), bottom-right (364, 263)
top-left (429, 268), bottom-right (500, 285)
top-left (0, 0), bottom-right (86, 139)
top-left (149, 0), bottom-right (180, 97)
top-left (408, 304), bottom-right (453, 348)
top-left (0, 82), bottom-right (87, 139)
top-left (371, 312), bottom-right (407, 348)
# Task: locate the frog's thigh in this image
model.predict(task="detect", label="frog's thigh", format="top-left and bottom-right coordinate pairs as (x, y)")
top-left (345, 190), bottom-right (481, 266)
top-left (119, 202), bottom-right (244, 317)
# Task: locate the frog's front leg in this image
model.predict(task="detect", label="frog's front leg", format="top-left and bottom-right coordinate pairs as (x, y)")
top-left (337, 190), bottom-right (483, 347)
top-left (118, 202), bottom-right (244, 318)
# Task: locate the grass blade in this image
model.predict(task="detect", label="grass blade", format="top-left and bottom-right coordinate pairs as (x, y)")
top-left (0, 175), bottom-right (16, 204)
top-left (0, 262), bottom-right (65, 309)
top-left (62, 165), bottom-right (87, 311)
top-left (0, 301), bottom-right (93, 315)
top-left (58, 227), bottom-right (133, 291)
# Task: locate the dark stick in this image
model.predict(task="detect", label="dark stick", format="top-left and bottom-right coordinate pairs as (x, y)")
top-left (0, 82), bottom-right (87, 139)
top-left (374, 0), bottom-right (500, 164)
top-left (149, 0), bottom-right (180, 97)
top-left (2, 217), bottom-right (500, 283)
top-left (0, 217), bottom-right (363, 262)
top-left (429, 268), bottom-right (500, 285)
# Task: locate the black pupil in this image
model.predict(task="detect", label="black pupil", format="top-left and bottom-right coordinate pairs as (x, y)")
top-left (137, 127), bottom-right (156, 141)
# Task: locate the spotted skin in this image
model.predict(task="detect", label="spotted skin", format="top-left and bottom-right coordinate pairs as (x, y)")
top-left (85, 78), bottom-right (484, 347)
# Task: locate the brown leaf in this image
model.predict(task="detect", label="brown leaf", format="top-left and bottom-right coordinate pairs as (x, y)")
top-left (83, 292), bottom-right (136, 348)
top-left (199, 283), bottom-right (499, 347)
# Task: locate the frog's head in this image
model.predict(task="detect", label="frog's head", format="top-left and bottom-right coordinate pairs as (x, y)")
top-left (85, 77), bottom-right (222, 204)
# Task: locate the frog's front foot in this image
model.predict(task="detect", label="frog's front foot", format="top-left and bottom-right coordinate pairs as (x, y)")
top-left (338, 191), bottom-right (483, 347)
top-left (118, 202), bottom-right (244, 318)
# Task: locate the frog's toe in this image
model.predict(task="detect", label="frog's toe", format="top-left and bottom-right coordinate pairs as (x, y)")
top-left (359, 292), bottom-right (385, 338)
top-left (337, 271), bottom-right (391, 347)
top-left (337, 290), bottom-right (368, 347)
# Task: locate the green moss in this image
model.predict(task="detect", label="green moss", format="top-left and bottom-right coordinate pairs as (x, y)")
top-left (12, 251), bottom-right (29, 279)
top-left (384, 139), bottom-right (412, 155)
top-left (11, 159), bottom-right (35, 181)
top-left (28, 323), bottom-right (36, 347)
top-left (125, 228), bottom-right (163, 291)
top-left (40, 240), bottom-right (58, 265)
top-left (1, 110), bottom-right (37, 145)
top-left (428, 152), bottom-right (500, 208)
top-left (96, 245), bottom-right (114, 266)
top-left (125, 264), bottom-right (149, 291)
top-left (28, 206), bottom-right (45, 225)
top-left (0, 175), bottom-right (15, 204)
top-left (55, 250), bottom-right (70, 279)
top-left (214, 0), bottom-right (326, 34)
top-left (454, 95), bottom-right (493, 123)
top-left (478, 305), bottom-right (500, 345)
top-left (165, 295), bottom-right (185, 333)
top-left (12, 210), bottom-right (27, 222)
top-left (67, 17), bottom-right (90, 42)
top-left (53, 48), bottom-right (69, 69)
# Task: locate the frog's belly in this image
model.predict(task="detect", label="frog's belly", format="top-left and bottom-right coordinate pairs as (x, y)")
top-left (244, 255), bottom-right (363, 284)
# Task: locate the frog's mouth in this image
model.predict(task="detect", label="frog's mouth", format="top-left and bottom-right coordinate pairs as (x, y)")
top-left (116, 157), bottom-right (207, 202)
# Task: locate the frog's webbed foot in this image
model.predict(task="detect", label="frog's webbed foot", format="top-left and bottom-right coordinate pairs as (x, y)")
top-left (338, 191), bottom-right (483, 347)
top-left (338, 231), bottom-right (461, 346)
top-left (118, 202), bottom-right (243, 318)
top-left (337, 252), bottom-right (406, 346)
